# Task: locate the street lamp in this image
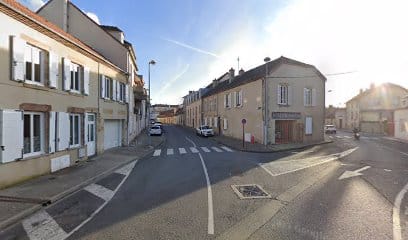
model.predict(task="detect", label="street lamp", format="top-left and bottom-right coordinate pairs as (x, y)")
top-left (148, 59), bottom-right (156, 146)
top-left (263, 57), bottom-right (271, 146)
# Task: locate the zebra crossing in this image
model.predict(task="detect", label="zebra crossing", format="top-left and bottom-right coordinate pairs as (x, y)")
top-left (152, 146), bottom-right (234, 157)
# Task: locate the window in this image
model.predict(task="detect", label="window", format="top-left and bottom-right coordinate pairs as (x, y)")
top-left (278, 84), bottom-right (289, 105)
top-left (23, 112), bottom-right (44, 157)
top-left (236, 90), bottom-right (242, 107)
top-left (304, 88), bottom-right (312, 106)
top-left (69, 114), bottom-right (81, 147)
top-left (118, 82), bottom-right (126, 102)
top-left (70, 62), bottom-right (82, 92)
top-left (25, 44), bottom-right (45, 84)
top-left (305, 117), bottom-right (313, 135)
top-left (225, 93), bottom-right (231, 108)
top-left (103, 77), bottom-right (112, 99)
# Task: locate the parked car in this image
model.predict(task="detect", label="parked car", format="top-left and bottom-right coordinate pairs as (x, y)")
top-left (154, 122), bottom-right (164, 132)
top-left (324, 125), bottom-right (337, 134)
top-left (196, 125), bottom-right (214, 137)
top-left (149, 125), bottom-right (162, 136)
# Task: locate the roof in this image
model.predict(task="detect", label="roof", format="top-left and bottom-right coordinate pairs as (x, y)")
top-left (100, 25), bottom-right (123, 32)
top-left (1, 0), bottom-right (124, 72)
top-left (346, 83), bottom-right (408, 103)
top-left (202, 56), bottom-right (326, 98)
top-left (157, 109), bottom-right (175, 117)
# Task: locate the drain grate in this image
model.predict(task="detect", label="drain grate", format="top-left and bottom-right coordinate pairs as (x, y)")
top-left (231, 184), bottom-right (271, 199)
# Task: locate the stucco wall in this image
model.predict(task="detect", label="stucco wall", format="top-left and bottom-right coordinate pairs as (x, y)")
top-left (268, 63), bottom-right (325, 143)
top-left (394, 109), bottom-right (408, 140)
top-left (216, 80), bottom-right (263, 143)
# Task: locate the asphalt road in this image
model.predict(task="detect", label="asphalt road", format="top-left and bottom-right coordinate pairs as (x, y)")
top-left (1, 126), bottom-right (407, 240)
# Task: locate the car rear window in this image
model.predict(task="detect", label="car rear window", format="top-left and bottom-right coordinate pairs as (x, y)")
top-left (151, 126), bottom-right (160, 129)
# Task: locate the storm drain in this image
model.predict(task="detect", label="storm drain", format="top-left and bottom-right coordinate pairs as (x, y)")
top-left (231, 184), bottom-right (272, 199)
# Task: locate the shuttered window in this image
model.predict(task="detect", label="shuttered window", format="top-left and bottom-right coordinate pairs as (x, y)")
top-left (23, 112), bottom-right (44, 157)
top-left (305, 117), bottom-right (313, 135)
top-left (25, 44), bottom-right (46, 85)
top-left (69, 114), bottom-right (81, 148)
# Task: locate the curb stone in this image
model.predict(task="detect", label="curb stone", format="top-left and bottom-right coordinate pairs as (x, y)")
top-left (0, 136), bottom-right (165, 231)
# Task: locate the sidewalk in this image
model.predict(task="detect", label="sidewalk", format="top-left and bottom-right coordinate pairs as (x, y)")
top-left (382, 136), bottom-right (408, 144)
top-left (0, 131), bottom-right (164, 230)
top-left (213, 135), bottom-right (332, 153)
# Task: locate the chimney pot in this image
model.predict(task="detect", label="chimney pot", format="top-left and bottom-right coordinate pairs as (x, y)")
top-left (239, 68), bottom-right (245, 75)
top-left (228, 68), bottom-right (235, 83)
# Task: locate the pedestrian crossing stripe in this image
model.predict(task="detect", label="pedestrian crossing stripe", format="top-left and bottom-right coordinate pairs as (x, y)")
top-left (201, 147), bottom-right (210, 152)
top-left (190, 147), bottom-right (199, 153)
top-left (152, 146), bottom-right (234, 156)
top-left (179, 148), bottom-right (187, 154)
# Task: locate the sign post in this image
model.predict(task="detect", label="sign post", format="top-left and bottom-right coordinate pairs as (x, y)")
top-left (241, 119), bottom-right (247, 148)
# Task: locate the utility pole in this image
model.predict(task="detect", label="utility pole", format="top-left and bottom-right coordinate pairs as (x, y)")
top-left (263, 57), bottom-right (271, 145)
top-left (148, 60), bottom-right (156, 146)
top-left (237, 57), bottom-right (240, 71)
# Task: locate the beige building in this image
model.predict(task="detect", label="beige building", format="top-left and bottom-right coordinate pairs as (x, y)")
top-left (394, 95), bottom-right (408, 141)
top-left (0, 0), bottom-right (132, 188)
top-left (184, 90), bottom-right (205, 128)
top-left (202, 57), bottom-right (326, 145)
top-left (325, 106), bottom-right (346, 129)
top-left (346, 83), bottom-right (408, 134)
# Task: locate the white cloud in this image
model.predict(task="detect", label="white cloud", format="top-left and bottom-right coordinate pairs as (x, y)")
top-left (192, 0), bottom-right (408, 107)
top-left (86, 12), bottom-right (100, 24)
top-left (19, 0), bottom-right (45, 11)
top-left (162, 38), bottom-right (220, 58)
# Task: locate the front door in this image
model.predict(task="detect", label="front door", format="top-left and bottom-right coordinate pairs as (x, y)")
top-left (86, 113), bottom-right (96, 156)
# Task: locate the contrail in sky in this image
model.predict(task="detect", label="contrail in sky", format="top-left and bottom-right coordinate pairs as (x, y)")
top-left (158, 64), bottom-right (190, 95)
top-left (162, 37), bottom-right (220, 58)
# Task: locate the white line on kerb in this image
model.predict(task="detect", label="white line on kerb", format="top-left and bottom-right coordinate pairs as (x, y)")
top-left (186, 137), bottom-right (214, 235)
top-left (393, 181), bottom-right (408, 240)
top-left (153, 149), bottom-right (161, 157)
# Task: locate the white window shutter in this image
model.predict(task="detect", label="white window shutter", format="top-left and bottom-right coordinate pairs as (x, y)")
top-left (304, 88), bottom-right (308, 106)
top-left (223, 118), bottom-right (228, 130)
top-left (125, 84), bottom-right (129, 103)
top-left (232, 92), bottom-right (236, 107)
top-left (239, 90), bottom-right (243, 106)
top-left (57, 112), bottom-right (70, 151)
top-left (49, 112), bottom-right (56, 153)
top-left (0, 110), bottom-right (23, 163)
top-left (214, 117), bottom-right (218, 127)
top-left (112, 80), bottom-right (117, 101)
top-left (228, 94), bottom-right (231, 108)
top-left (224, 95), bottom-right (227, 108)
top-left (116, 81), bottom-right (120, 101)
top-left (11, 36), bottom-right (26, 82)
top-left (312, 88), bottom-right (317, 107)
top-left (100, 75), bottom-right (105, 99)
top-left (49, 52), bottom-right (58, 88)
top-left (63, 58), bottom-right (71, 91)
top-left (288, 85), bottom-right (293, 105)
top-left (277, 85), bottom-right (281, 104)
top-left (83, 67), bottom-right (90, 95)
top-left (305, 117), bottom-right (313, 135)
top-left (204, 117), bottom-right (207, 125)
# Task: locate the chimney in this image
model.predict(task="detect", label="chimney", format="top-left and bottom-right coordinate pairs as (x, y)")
top-left (212, 78), bottom-right (217, 87)
top-left (228, 68), bottom-right (235, 83)
top-left (239, 68), bottom-right (245, 75)
top-left (359, 89), bottom-right (363, 94)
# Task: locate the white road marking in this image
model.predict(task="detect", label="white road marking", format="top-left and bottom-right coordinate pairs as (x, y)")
top-left (328, 136), bottom-right (334, 139)
top-left (201, 147), bottom-right (211, 152)
top-left (190, 147), bottom-right (199, 153)
top-left (211, 147), bottom-right (222, 152)
top-left (84, 183), bottom-right (114, 201)
top-left (179, 148), bottom-right (187, 154)
top-left (259, 147), bottom-right (359, 177)
top-left (167, 148), bottom-right (174, 155)
top-left (338, 166), bottom-right (371, 180)
top-left (186, 137), bottom-right (214, 235)
top-left (336, 136), bottom-right (343, 139)
top-left (115, 161), bottom-right (137, 175)
top-left (67, 161), bottom-right (137, 238)
top-left (153, 149), bottom-right (161, 157)
top-left (22, 210), bottom-right (68, 240)
top-left (384, 169), bottom-right (392, 172)
top-left (393, 182), bottom-right (408, 240)
top-left (221, 146), bottom-right (233, 152)
top-left (344, 136), bottom-right (352, 139)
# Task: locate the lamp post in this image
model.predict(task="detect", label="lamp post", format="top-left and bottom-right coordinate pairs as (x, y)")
top-left (148, 59), bottom-right (156, 146)
top-left (263, 57), bottom-right (271, 145)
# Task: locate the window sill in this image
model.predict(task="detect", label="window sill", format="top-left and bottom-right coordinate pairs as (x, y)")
top-left (23, 82), bottom-right (49, 91)
top-left (22, 152), bottom-right (46, 161)
top-left (67, 91), bottom-right (85, 97)
top-left (69, 145), bottom-right (82, 150)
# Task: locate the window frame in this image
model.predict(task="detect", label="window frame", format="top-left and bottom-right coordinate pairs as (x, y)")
top-left (104, 77), bottom-right (112, 99)
top-left (23, 112), bottom-right (45, 158)
top-left (305, 116), bottom-right (313, 135)
top-left (278, 84), bottom-right (289, 105)
top-left (69, 62), bottom-right (82, 93)
top-left (24, 44), bottom-right (45, 86)
top-left (69, 113), bottom-right (81, 148)
top-left (304, 88), bottom-right (312, 106)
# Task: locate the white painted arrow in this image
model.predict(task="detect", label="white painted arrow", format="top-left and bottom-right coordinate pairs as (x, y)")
top-left (338, 166), bottom-right (371, 180)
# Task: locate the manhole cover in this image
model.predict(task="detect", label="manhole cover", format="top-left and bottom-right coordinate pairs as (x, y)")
top-left (231, 184), bottom-right (271, 199)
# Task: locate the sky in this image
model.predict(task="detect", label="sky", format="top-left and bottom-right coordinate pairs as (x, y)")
top-left (20, 0), bottom-right (408, 107)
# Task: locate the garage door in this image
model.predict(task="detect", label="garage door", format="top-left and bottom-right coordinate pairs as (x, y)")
top-left (104, 120), bottom-right (122, 150)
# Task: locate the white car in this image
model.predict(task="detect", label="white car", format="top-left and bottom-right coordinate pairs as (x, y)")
top-left (196, 125), bottom-right (214, 137)
top-left (149, 125), bottom-right (162, 136)
top-left (324, 125), bottom-right (337, 134)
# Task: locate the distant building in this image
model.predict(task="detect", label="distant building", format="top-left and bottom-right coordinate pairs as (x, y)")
top-left (394, 95), bottom-right (408, 141)
top-left (345, 83), bottom-right (408, 134)
top-left (325, 106), bottom-right (346, 129)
